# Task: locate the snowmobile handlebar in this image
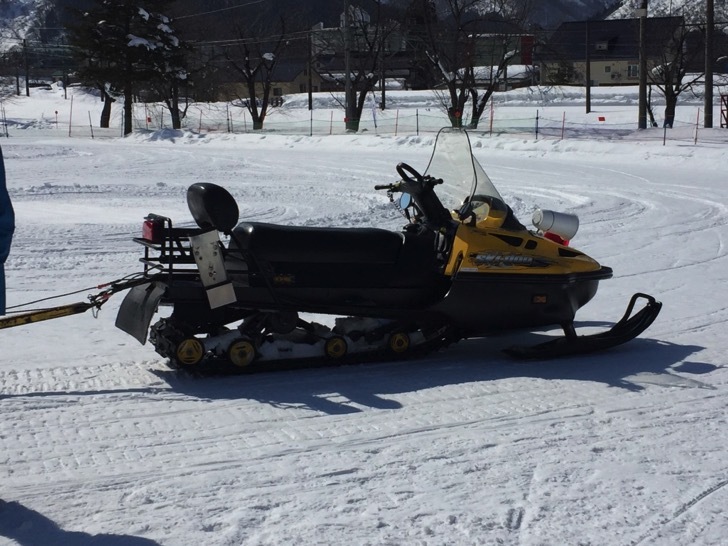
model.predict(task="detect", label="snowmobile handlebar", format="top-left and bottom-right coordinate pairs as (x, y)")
top-left (374, 182), bottom-right (401, 191)
top-left (374, 163), bottom-right (452, 231)
top-left (396, 163), bottom-right (444, 195)
top-left (374, 164), bottom-right (443, 194)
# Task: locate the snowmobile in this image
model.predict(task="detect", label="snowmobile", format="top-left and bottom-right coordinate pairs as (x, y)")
top-left (111, 128), bottom-right (661, 372)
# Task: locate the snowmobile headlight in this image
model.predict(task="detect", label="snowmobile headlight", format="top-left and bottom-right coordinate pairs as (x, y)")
top-left (471, 201), bottom-right (491, 223)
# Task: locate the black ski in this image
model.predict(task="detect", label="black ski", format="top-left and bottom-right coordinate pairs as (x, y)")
top-left (504, 293), bottom-right (662, 359)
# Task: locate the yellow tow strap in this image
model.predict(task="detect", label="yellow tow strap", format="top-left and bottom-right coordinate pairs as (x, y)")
top-left (0, 302), bottom-right (96, 330)
top-left (0, 276), bottom-right (147, 331)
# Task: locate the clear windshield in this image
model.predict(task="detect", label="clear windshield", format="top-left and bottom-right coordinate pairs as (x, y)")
top-left (423, 128), bottom-right (504, 212)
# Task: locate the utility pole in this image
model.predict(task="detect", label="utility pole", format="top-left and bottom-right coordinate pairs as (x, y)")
top-left (343, 0), bottom-right (355, 131)
top-left (704, 0), bottom-right (714, 128)
top-left (307, 30), bottom-right (313, 111)
top-left (23, 39), bottom-right (30, 97)
top-left (379, 31), bottom-right (386, 110)
top-left (637, 1), bottom-right (648, 129)
top-left (585, 20), bottom-right (591, 114)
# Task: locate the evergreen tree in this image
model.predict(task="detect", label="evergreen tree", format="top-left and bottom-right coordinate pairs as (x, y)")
top-left (135, 7), bottom-right (189, 129)
top-left (68, 0), bottom-right (187, 133)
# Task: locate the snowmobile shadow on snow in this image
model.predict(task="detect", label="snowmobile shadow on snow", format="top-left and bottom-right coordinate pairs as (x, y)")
top-left (0, 500), bottom-right (161, 546)
top-left (147, 336), bottom-right (705, 415)
top-left (492, 338), bottom-right (710, 393)
top-left (0, 387), bottom-right (161, 402)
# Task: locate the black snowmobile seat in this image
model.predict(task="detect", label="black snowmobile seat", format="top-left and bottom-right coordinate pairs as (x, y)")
top-left (232, 222), bottom-right (405, 264)
top-left (187, 183), bottom-right (240, 233)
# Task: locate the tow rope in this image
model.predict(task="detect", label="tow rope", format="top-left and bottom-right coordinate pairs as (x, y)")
top-left (0, 274), bottom-right (148, 330)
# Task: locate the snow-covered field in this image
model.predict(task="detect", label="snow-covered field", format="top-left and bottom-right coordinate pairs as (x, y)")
top-left (1, 86), bottom-right (727, 545)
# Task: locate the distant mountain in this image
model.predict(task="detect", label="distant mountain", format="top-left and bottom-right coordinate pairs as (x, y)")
top-left (607, 0), bottom-right (728, 22)
top-left (523, 1), bottom-right (616, 27)
top-left (1, 0), bottom-right (723, 56)
top-left (0, 0), bottom-right (88, 53)
top-left (0, 0), bottom-right (51, 52)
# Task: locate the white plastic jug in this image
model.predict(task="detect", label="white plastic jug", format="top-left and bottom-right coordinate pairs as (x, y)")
top-left (532, 209), bottom-right (580, 240)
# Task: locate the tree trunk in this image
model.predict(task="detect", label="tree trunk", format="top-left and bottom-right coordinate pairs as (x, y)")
top-left (98, 86), bottom-right (115, 128)
top-left (646, 85), bottom-right (658, 127)
top-left (345, 86), bottom-right (359, 132)
top-left (471, 87), bottom-right (496, 130)
top-left (170, 108), bottom-right (181, 130)
top-left (123, 91), bottom-right (133, 135)
top-left (250, 106), bottom-right (264, 130)
top-left (447, 107), bottom-right (462, 128)
top-left (244, 80), bottom-right (265, 131)
top-left (123, 73), bottom-right (133, 135)
top-left (170, 82), bottom-right (181, 130)
top-left (445, 85), bottom-right (469, 128)
top-left (664, 90), bottom-right (677, 128)
top-left (349, 85), bottom-right (378, 133)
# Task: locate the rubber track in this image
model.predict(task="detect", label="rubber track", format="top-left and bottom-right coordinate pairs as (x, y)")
top-left (169, 327), bottom-right (461, 376)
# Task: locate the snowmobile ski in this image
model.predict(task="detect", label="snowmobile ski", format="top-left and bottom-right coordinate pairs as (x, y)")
top-left (504, 293), bottom-right (662, 359)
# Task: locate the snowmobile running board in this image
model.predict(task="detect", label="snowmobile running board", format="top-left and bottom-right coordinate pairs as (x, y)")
top-left (504, 293), bottom-right (662, 359)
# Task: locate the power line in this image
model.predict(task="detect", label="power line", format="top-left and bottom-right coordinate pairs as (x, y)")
top-left (192, 29), bottom-right (312, 48)
top-left (174, 0), bottom-right (267, 21)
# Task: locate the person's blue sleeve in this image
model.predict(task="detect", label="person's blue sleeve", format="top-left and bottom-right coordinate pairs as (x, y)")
top-left (0, 145), bottom-right (14, 264)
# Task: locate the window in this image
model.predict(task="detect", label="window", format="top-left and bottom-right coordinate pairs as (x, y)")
top-left (299, 84), bottom-right (306, 93)
top-left (273, 88), bottom-right (283, 96)
top-left (604, 66), bottom-right (611, 73)
top-left (627, 64), bottom-right (639, 78)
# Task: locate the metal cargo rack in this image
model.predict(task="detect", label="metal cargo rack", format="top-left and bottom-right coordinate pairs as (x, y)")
top-left (134, 214), bottom-right (203, 277)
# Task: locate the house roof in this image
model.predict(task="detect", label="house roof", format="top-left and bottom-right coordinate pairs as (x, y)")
top-left (539, 16), bottom-right (684, 63)
top-left (459, 11), bottom-right (528, 37)
top-left (271, 60), bottom-right (308, 82)
top-left (316, 51), bottom-right (414, 74)
top-left (214, 58), bottom-right (310, 85)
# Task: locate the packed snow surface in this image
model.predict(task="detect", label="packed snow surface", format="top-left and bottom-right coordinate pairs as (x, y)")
top-left (1, 86), bottom-right (727, 545)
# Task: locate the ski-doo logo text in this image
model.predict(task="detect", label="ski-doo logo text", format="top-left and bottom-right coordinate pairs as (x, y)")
top-left (470, 252), bottom-right (550, 268)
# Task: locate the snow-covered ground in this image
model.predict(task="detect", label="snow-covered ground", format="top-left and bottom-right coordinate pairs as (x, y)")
top-left (1, 85), bottom-right (727, 545)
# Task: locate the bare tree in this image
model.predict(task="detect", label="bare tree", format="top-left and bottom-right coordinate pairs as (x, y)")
top-left (317, 2), bottom-right (401, 132)
top-left (221, 16), bottom-right (291, 130)
top-left (649, 22), bottom-right (703, 128)
top-left (413, 0), bottom-right (532, 128)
